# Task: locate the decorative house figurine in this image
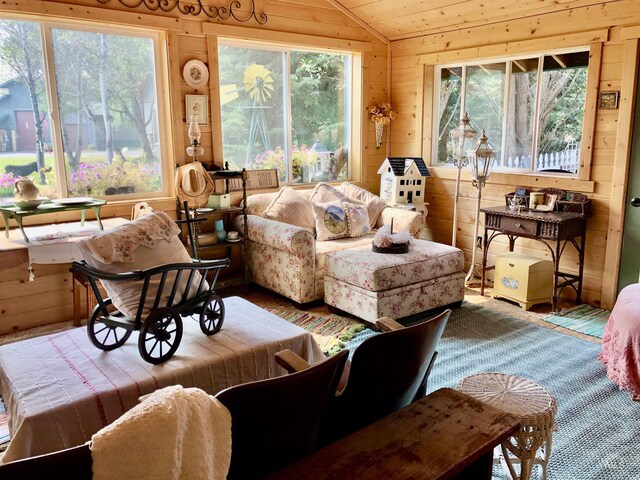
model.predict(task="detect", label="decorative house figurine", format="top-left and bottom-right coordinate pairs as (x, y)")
top-left (377, 157), bottom-right (430, 204)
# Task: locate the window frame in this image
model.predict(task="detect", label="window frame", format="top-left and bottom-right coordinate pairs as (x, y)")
top-left (0, 13), bottom-right (173, 201)
top-left (431, 45), bottom-right (594, 179)
top-left (216, 37), bottom-right (357, 185)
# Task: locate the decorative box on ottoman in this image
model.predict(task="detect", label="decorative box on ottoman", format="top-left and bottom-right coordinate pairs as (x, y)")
top-left (324, 239), bottom-right (465, 324)
top-left (492, 252), bottom-right (553, 310)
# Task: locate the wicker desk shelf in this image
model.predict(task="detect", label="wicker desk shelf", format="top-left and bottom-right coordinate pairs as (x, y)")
top-left (480, 206), bottom-right (588, 311)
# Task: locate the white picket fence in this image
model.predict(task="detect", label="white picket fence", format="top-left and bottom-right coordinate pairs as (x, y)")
top-left (494, 146), bottom-right (580, 174)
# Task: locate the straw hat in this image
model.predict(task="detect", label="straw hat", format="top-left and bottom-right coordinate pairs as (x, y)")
top-left (175, 162), bottom-right (214, 208)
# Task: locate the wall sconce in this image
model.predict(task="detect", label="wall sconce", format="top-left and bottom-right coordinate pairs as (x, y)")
top-left (449, 112), bottom-right (477, 247)
top-left (186, 113), bottom-right (204, 162)
top-left (466, 129), bottom-right (495, 283)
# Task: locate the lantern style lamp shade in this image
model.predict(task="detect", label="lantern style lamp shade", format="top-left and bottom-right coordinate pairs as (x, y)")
top-left (449, 111), bottom-right (477, 167)
top-left (187, 113), bottom-right (205, 160)
top-left (467, 129), bottom-right (496, 186)
top-left (449, 112), bottom-right (478, 248)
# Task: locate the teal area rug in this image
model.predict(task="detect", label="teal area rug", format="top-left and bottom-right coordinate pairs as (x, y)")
top-left (542, 304), bottom-right (611, 339)
top-left (342, 302), bottom-right (639, 480)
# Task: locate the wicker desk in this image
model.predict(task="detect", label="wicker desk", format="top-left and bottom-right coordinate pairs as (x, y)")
top-left (480, 206), bottom-right (587, 311)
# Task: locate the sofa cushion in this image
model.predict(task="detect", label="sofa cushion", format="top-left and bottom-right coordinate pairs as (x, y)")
top-left (310, 182), bottom-right (347, 204)
top-left (339, 182), bottom-right (387, 229)
top-left (313, 200), bottom-right (349, 241)
top-left (263, 187), bottom-right (315, 233)
top-left (343, 202), bottom-right (370, 237)
top-left (324, 239), bottom-right (464, 292)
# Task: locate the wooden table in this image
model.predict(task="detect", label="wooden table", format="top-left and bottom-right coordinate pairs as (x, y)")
top-left (267, 388), bottom-right (520, 480)
top-left (480, 206), bottom-right (588, 311)
top-left (0, 296), bottom-right (325, 463)
top-left (0, 199), bottom-right (106, 242)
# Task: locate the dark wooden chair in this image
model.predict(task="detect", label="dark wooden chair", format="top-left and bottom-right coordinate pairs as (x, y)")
top-left (0, 444), bottom-right (92, 480)
top-left (325, 309), bottom-right (450, 443)
top-left (216, 348), bottom-right (348, 479)
top-left (279, 309), bottom-right (451, 446)
top-left (0, 349), bottom-right (347, 480)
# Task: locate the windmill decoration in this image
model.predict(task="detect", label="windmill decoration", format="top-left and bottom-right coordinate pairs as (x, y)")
top-left (243, 65), bottom-right (274, 164)
top-left (219, 64), bottom-right (275, 165)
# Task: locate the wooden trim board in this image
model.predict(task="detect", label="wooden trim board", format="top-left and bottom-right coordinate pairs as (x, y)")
top-left (601, 38), bottom-right (639, 308)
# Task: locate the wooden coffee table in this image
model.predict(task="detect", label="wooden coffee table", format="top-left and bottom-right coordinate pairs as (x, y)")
top-left (267, 388), bottom-right (520, 480)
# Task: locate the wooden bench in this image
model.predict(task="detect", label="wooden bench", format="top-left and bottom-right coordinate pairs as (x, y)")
top-left (267, 388), bottom-right (520, 480)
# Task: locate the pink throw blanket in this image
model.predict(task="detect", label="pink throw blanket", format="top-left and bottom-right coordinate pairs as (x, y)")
top-left (599, 283), bottom-right (640, 399)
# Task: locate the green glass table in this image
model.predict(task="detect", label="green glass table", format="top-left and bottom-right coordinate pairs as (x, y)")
top-left (0, 199), bottom-right (107, 242)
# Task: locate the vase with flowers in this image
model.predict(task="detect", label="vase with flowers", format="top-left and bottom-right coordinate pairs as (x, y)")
top-left (368, 102), bottom-right (395, 148)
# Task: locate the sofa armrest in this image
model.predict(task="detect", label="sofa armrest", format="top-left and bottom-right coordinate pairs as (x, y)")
top-left (236, 214), bottom-right (314, 256)
top-left (377, 207), bottom-right (425, 238)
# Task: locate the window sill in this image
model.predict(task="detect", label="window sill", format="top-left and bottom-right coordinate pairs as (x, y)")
top-left (427, 166), bottom-right (595, 193)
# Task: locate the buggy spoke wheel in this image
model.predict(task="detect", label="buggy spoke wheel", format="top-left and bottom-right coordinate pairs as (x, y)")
top-left (88, 299), bottom-right (132, 351)
top-left (138, 307), bottom-right (182, 364)
top-left (199, 294), bottom-right (225, 335)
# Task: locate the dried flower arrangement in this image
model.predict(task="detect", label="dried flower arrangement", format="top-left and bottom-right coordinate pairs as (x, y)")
top-left (368, 102), bottom-right (395, 126)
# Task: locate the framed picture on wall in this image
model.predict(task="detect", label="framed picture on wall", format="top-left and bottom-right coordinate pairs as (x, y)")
top-left (599, 91), bottom-right (619, 110)
top-left (185, 94), bottom-right (209, 125)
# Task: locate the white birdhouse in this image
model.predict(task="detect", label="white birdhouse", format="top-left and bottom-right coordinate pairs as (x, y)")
top-left (377, 157), bottom-right (430, 205)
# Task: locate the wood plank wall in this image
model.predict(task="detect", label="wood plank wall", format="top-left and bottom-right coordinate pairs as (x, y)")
top-left (0, 0), bottom-right (388, 332)
top-left (390, 0), bottom-right (640, 308)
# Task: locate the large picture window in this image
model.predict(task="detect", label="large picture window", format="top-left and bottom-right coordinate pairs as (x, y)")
top-left (218, 40), bottom-right (352, 184)
top-left (0, 17), bottom-right (168, 202)
top-left (434, 49), bottom-right (589, 175)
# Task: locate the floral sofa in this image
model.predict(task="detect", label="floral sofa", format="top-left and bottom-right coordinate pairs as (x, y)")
top-left (236, 183), bottom-right (425, 305)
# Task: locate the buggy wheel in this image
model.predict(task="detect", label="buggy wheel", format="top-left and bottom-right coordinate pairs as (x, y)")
top-left (138, 307), bottom-right (183, 364)
top-left (199, 294), bottom-right (225, 335)
top-left (88, 299), bottom-right (132, 351)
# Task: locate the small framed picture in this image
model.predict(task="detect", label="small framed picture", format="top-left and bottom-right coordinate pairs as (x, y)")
top-left (599, 91), bottom-right (619, 110)
top-left (185, 94), bottom-right (209, 125)
top-left (515, 186), bottom-right (529, 197)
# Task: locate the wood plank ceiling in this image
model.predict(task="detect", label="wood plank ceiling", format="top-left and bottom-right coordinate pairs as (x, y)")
top-left (332, 0), bottom-right (620, 41)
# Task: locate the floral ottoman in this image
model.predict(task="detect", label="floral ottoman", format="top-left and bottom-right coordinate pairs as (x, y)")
top-left (324, 239), bottom-right (465, 323)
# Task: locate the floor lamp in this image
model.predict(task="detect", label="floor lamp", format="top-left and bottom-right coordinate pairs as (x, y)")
top-left (466, 129), bottom-right (495, 283)
top-left (449, 112), bottom-right (477, 247)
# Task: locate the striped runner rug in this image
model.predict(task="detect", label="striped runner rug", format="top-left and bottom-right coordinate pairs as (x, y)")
top-left (262, 306), bottom-right (366, 355)
top-left (542, 304), bottom-right (610, 339)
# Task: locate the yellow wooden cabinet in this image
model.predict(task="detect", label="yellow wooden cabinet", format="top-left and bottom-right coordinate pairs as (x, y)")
top-left (492, 253), bottom-right (553, 310)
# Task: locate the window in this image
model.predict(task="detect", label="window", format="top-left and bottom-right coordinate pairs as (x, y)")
top-left (0, 17), bottom-right (168, 202)
top-left (434, 49), bottom-right (589, 175)
top-left (217, 40), bottom-right (352, 184)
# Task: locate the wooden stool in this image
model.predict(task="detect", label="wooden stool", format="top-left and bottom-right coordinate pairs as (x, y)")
top-left (456, 372), bottom-right (557, 480)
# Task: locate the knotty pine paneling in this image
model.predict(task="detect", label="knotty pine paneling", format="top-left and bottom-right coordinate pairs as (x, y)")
top-left (0, 0), bottom-right (388, 331)
top-left (390, 2), bottom-right (640, 307)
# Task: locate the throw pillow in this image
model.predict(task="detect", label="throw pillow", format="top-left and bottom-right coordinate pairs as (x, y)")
top-left (263, 187), bottom-right (316, 233)
top-left (339, 182), bottom-right (387, 229)
top-left (343, 202), bottom-right (371, 237)
top-left (77, 212), bottom-right (206, 318)
top-left (313, 200), bottom-right (349, 241)
top-left (310, 182), bottom-right (347, 204)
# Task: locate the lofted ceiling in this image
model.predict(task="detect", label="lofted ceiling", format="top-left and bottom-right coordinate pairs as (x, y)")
top-left (330, 0), bottom-right (619, 41)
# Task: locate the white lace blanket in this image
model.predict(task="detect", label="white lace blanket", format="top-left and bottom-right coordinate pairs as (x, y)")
top-left (91, 386), bottom-right (231, 480)
top-left (80, 211), bottom-right (179, 264)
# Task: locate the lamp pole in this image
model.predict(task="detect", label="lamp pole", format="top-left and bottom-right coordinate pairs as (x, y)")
top-left (449, 112), bottom-right (477, 247)
top-left (465, 129), bottom-right (495, 283)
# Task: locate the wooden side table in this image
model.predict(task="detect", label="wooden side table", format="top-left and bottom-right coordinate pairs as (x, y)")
top-left (267, 388), bottom-right (520, 480)
top-left (480, 206), bottom-right (588, 311)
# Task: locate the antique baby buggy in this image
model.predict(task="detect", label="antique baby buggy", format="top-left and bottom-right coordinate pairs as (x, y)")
top-left (71, 211), bottom-right (228, 364)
